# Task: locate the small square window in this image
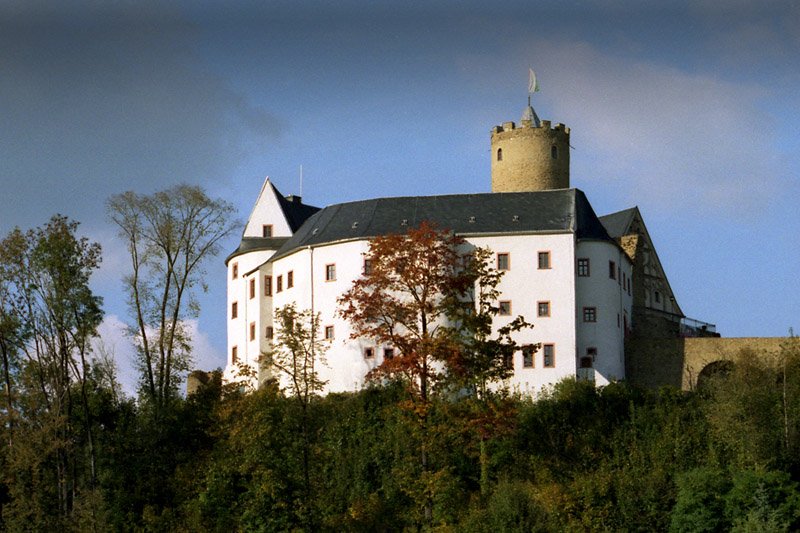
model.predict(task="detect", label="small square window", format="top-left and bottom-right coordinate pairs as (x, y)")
top-left (537, 301), bottom-right (550, 317)
top-left (609, 261), bottom-right (616, 280)
top-left (231, 345), bottom-right (238, 363)
top-left (262, 224), bottom-right (273, 238)
top-left (583, 307), bottom-right (597, 323)
top-left (324, 325), bottom-right (334, 340)
top-left (364, 347), bottom-right (375, 359)
top-left (232, 263), bottom-right (238, 279)
top-left (276, 275), bottom-right (283, 293)
top-left (287, 271), bottom-right (294, 289)
top-left (249, 322), bottom-right (256, 341)
top-left (231, 301), bottom-right (238, 319)
top-left (383, 347), bottom-right (394, 360)
top-left (497, 253), bottom-right (510, 271)
top-left (543, 344), bottom-right (555, 367)
top-left (249, 278), bottom-right (255, 299)
top-left (266, 326), bottom-right (274, 339)
top-left (538, 251), bottom-right (551, 269)
top-left (522, 345), bottom-right (535, 368)
top-left (264, 275), bottom-right (272, 296)
top-left (325, 264), bottom-right (336, 281)
top-left (499, 301), bottom-right (511, 316)
top-left (577, 258), bottom-right (590, 277)
top-left (363, 258), bottom-right (373, 276)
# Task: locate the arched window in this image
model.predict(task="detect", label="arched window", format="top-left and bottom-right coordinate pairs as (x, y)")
top-left (497, 148), bottom-right (503, 161)
top-left (551, 145), bottom-right (558, 159)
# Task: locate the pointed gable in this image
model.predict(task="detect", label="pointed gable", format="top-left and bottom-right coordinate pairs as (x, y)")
top-left (242, 178), bottom-right (320, 238)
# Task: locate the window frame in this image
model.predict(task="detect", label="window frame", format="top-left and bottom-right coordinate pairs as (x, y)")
top-left (538, 251), bottom-right (551, 270)
top-left (287, 270), bottom-right (294, 289)
top-left (249, 278), bottom-right (255, 299)
top-left (231, 301), bottom-right (238, 319)
top-left (232, 262), bottom-right (238, 279)
top-left (266, 326), bottom-right (274, 339)
top-left (231, 345), bottom-right (238, 364)
top-left (363, 258), bottom-right (373, 276)
top-left (364, 347), bottom-right (375, 359)
top-left (543, 343), bottom-right (555, 368)
top-left (537, 300), bottom-right (551, 318)
top-left (325, 263), bottom-right (336, 282)
top-left (264, 275), bottom-right (272, 296)
top-left (498, 300), bottom-right (512, 316)
top-left (262, 224), bottom-right (273, 238)
top-left (497, 252), bottom-right (510, 271)
top-left (276, 275), bottom-right (283, 293)
top-left (609, 260), bottom-right (616, 280)
top-left (577, 257), bottom-right (590, 277)
top-left (522, 345), bottom-right (535, 368)
top-left (383, 347), bottom-right (394, 360)
top-left (324, 325), bottom-right (334, 340)
top-left (582, 306), bottom-right (597, 323)
top-left (249, 321), bottom-right (256, 341)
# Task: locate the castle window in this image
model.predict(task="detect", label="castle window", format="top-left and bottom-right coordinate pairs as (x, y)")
top-left (265, 275), bottom-right (272, 296)
top-left (655, 291), bottom-right (661, 303)
top-left (232, 263), bottom-right (238, 279)
top-left (538, 251), bottom-right (551, 269)
top-left (543, 344), bottom-right (555, 367)
top-left (497, 148), bottom-right (503, 161)
top-left (325, 325), bottom-right (334, 340)
top-left (609, 261), bottom-right (616, 280)
top-left (231, 301), bottom-right (238, 319)
top-left (325, 264), bottom-right (336, 281)
top-left (499, 301), bottom-right (512, 316)
top-left (497, 253), bottom-right (510, 271)
top-left (363, 258), bottom-right (373, 276)
top-left (577, 258), bottom-right (590, 277)
top-left (249, 322), bottom-right (256, 341)
top-left (231, 346), bottom-right (238, 364)
top-left (287, 271), bottom-right (294, 288)
top-left (551, 145), bottom-right (558, 159)
top-left (522, 345), bottom-right (535, 368)
top-left (583, 307), bottom-right (597, 323)
top-left (249, 278), bottom-right (255, 299)
top-left (537, 301), bottom-right (550, 317)
top-left (383, 347), bottom-right (394, 360)
top-left (266, 326), bottom-right (274, 339)
top-left (276, 275), bottom-right (283, 293)
top-left (364, 347), bottom-right (375, 359)
top-left (262, 224), bottom-right (273, 238)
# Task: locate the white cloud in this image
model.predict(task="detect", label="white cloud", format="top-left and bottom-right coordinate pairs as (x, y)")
top-left (93, 314), bottom-right (224, 398)
top-left (484, 39), bottom-right (786, 216)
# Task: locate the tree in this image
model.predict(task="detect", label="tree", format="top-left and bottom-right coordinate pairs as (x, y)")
top-left (107, 185), bottom-right (237, 412)
top-left (263, 304), bottom-right (328, 529)
top-left (338, 222), bottom-right (531, 522)
top-left (0, 216), bottom-right (104, 526)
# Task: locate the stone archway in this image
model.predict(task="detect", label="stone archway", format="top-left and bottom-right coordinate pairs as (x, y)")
top-left (696, 360), bottom-right (734, 388)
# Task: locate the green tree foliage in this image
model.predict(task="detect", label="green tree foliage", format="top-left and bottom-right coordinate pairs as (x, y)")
top-left (107, 185), bottom-right (237, 413)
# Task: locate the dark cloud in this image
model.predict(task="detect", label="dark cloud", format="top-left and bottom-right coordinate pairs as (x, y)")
top-left (0, 2), bottom-right (282, 234)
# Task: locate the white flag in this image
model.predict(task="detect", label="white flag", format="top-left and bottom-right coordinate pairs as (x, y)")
top-left (528, 68), bottom-right (540, 94)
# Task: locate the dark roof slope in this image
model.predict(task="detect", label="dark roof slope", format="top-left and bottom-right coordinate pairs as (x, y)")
top-left (599, 207), bottom-right (638, 238)
top-left (272, 189), bottom-right (612, 260)
top-left (270, 181), bottom-right (321, 232)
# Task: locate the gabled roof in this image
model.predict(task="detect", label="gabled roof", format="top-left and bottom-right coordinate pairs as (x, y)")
top-left (271, 188), bottom-right (613, 261)
top-left (598, 207), bottom-right (638, 239)
top-left (272, 185), bottom-right (321, 232)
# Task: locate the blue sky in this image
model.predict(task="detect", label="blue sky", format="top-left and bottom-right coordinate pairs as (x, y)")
top-left (2, 1), bottom-right (798, 394)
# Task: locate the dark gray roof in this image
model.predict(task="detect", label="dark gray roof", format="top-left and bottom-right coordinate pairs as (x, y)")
top-left (272, 189), bottom-right (613, 260)
top-left (225, 237), bottom-right (289, 265)
top-left (270, 182), bottom-right (321, 232)
top-left (599, 207), bottom-right (638, 238)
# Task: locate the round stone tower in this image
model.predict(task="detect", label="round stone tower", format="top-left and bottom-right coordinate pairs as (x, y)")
top-left (491, 105), bottom-right (570, 192)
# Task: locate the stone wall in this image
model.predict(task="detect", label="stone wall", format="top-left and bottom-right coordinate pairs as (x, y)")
top-left (490, 120), bottom-right (570, 192)
top-left (626, 336), bottom-right (787, 390)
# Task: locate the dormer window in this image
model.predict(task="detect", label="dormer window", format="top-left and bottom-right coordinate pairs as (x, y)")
top-left (497, 148), bottom-right (503, 161)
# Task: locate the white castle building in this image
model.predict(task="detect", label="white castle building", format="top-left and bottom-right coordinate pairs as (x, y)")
top-left (223, 101), bottom-right (686, 394)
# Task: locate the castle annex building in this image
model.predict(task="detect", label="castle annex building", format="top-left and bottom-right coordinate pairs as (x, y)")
top-left (223, 100), bottom-right (718, 394)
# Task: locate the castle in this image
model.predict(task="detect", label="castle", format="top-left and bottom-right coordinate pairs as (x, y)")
top-left (222, 96), bottom-right (770, 394)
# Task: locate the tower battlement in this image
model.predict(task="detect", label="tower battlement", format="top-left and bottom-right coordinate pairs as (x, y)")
top-left (491, 112), bottom-right (571, 193)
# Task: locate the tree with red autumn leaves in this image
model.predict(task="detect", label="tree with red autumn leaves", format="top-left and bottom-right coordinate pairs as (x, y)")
top-left (337, 221), bottom-right (533, 519)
